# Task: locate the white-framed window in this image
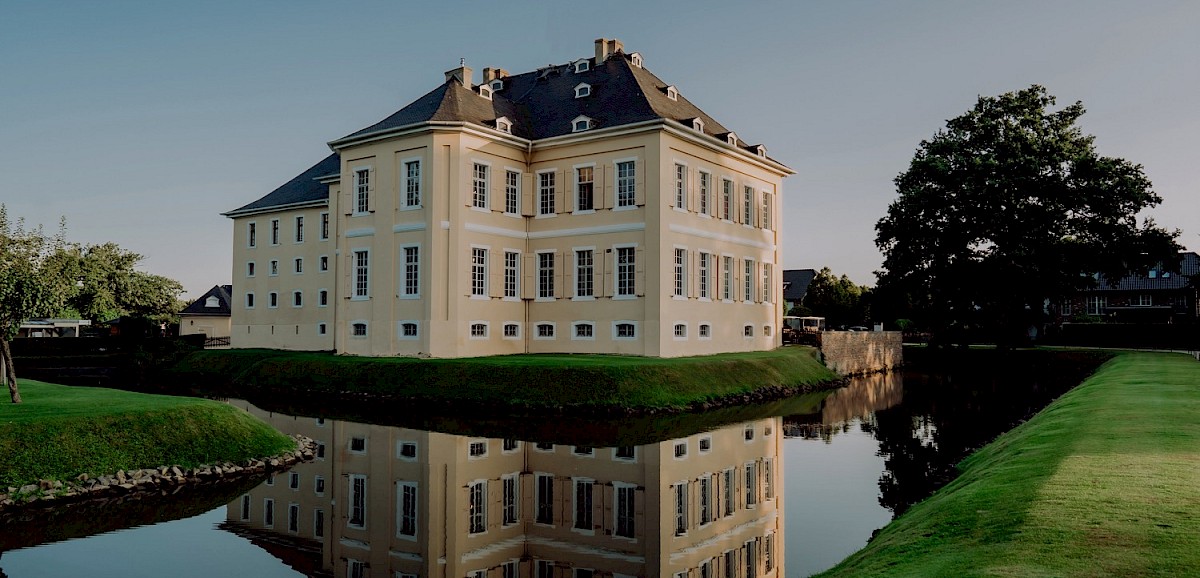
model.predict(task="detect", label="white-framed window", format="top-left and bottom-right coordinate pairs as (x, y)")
top-left (699, 323), bottom-right (711, 339)
top-left (572, 321), bottom-right (594, 340)
top-left (699, 475), bottom-right (712, 525)
top-left (348, 474), bottom-right (366, 529)
top-left (503, 322), bottom-right (521, 339)
top-left (496, 117), bottom-right (511, 133)
top-left (723, 468), bottom-right (735, 517)
top-left (616, 246), bottom-right (636, 297)
top-left (313, 509), bottom-right (324, 538)
top-left (348, 560), bottom-right (365, 578)
top-left (674, 163), bottom-right (686, 208)
top-left (673, 323), bottom-right (687, 339)
top-left (505, 170), bottom-right (520, 215)
top-left (691, 117), bottom-right (704, 132)
top-left (575, 249), bottom-right (594, 298)
top-left (574, 82), bottom-right (591, 98)
top-left (479, 84), bottom-right (492, 100)
top-left (269, 260), bottom-right (279, 276)
top-left (765, 531), bottom-right (775, 572)
top-left (721, 178), bottom-right (733, 220)
top-left (288, 502), bottom-right (300, 533)
top-left (743, 185), bottom-right (754, 226)
top-left (469, 439), bottom-right (488, 458)
top-left (673, 248), bottom-right (687, 297)
top-left (350, 436), bottom-right (367, 453)
top-left (469, 322), bottom-right (489, 339)
top-left (294, 257), bottom-right (303, 274)
top-left (575, 165), bottom-right (595, 212)
top-left (537, 251), bottom-right (555, 299)
top-left (536, 561), bottom-right (555, 578)
top-left (317, 322), bottom-right (326, 335)
top-left (630, 52), bottom-right (642, 67)
top-left (744, 325), bottom-right (755, 338)
top-left (764, 325), bottom-right (773, 337)
top-left (764, 458), bottom-right (774, 500)
top-left (401, 245), bottom-right (420, 297)
top-left (270, 219), bottom-right (280, 245)
top-left (574, 59), bottom-right (589, 73)
top-left (353, 249), bottom-right (369, 299)
top-left (666, 85), bottom-right (678, 101)
top-left (699, 436), bottom-right (712, 453)
top-left (673, 482), bottom-right (688, 535)
top-left (314, 475), bottom-right (325, 495)
top-left (503, 438), bottom-right (520, 453)
top-left (247, 222), bottom-right (257, 248)
top-left (472, 162), bottom-right (489, 209)
top-left (613, 446), bottom-right (636, 461)
top-left (471, 247), bottom-right (488, 297)
top-left (1087, 295), bottom-right (1107, 315)
top-left (535, 322), bottom-right (556, 340)
top-left (403, 159), bottom-right (421, 208)
top-left (351, 321), bottom-right (368, 337)
top-left (502, 473), bottom-right (520, 527)
top-left (699, 252), bottom-right (711, 299)
top-left (319, 255), bottom-right (328, 271)
top-left (674, 441), bottom-right (688, 459)
top-left (698, 171), bottom-right (711, 215)
top-left (399, 321), bottom-right (418, 339)
top-left (263, 498), bottom-right (274, 528)
top-left (572, 478), bottom-right (594, 532)
top-left (572, 116), bottom-right (592, 132)
top-left (354, 167), bottom-right (371, 215)
top-left (613, 321), bottom-right (637, 340)
top-left (468, 480), bottom-right (487, 534)
top-left (292, 290), bottom-right (302, 308)
top-left (504, 251), bottom-right (520, 298)
top-left (616, 160), bottom-right (636, 207)
top-left (744, 539), bottom-right (758, 578)
top-left (535, 473), bottom-right (555, 525)
top-left (744, 259), bottom-right (755, 301)
top-left (320, 212), bottom-right (329, 239)
top-left (538, 170), bottom-right (556, 215)
top-left (723, 256), bottom-right (733, 301)
top-left (397, 440), bottom-right (418, 460)
top-left (294, 216), bottom-right (304, 243)
top-left (397, 481), bottom-right (418, 539)
top-left (246, 262), bottom-right (255, 277)
top-left (762, 263), bottom-right (772, 303)
top-left (491, 78), bottom-right (504, 91)
top-left (745, 462), bottom-right (758, 507)
top-left (761, 191), bottom-right (772, 229)
top-left (726, 132), bottom-right (738, 145)
top-left (268, 292), bottom-right (278, 308)
top-left (318, 289), bottom-right (328, 307)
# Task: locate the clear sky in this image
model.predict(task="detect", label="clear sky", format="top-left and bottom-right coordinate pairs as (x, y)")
top-left (3, 1), bottom-right (1196, 297)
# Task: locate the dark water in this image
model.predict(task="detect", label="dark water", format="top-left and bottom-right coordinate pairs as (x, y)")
top-left (0, 357), bottom-right (1096, 577)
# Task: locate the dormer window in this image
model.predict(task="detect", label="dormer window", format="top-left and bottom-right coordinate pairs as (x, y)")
top-left (630, 52), bottom-right (643, 68)
top-left (574, 83), bottom-right (591, 98)
top-left (204, 296), bottom-right (220, 308)
top-left (665, 86), bottom-right (678, 101)
top-left (752, 144), bottom-right (767, 157)
top-left (690, 118), bottom-right (704, 133)
top-left (490, 79), bottom-right (504, 91)
top-left (726, 132), bottom-right (738, 146)
top-left (574, 59), bottom-right (589, 73)
top-left (495, 116), bottom-right (512, 134)
top-left (478, 85), bottom-right (492, 100)
top-left (572, 115), bottom-right (594, 133)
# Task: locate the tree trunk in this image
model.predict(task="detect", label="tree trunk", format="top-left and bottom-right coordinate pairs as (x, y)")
top-left (0, 339), bottom-right (20, 404)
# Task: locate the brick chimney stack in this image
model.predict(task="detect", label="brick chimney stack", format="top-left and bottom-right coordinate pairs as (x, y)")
top-left (444, 59), bottom-right (473, 88)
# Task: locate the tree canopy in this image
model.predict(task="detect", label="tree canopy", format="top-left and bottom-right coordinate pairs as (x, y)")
top-left (59, 242), bottom-right (184, 324)
top-left (790, 267), bottom-right (872, 328)
top-left (875, 85), bottom-right (1180, 344)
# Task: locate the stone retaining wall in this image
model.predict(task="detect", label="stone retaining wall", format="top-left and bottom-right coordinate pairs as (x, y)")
top-left (0, 435), bottom-right (316, 510)
top-left (819, 331), bottom-right (903, 376)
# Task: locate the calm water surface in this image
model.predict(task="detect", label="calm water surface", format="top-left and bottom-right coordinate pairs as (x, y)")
top-left (0, 365), bottom-right (1084, 577)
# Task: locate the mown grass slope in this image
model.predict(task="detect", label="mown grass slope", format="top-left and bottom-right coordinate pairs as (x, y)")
top-left (817, 352), bottom-right (1200, 577)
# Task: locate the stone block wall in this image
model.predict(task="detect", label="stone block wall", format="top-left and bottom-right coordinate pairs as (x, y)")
top-left (818, 331), bottom-right (903, 376)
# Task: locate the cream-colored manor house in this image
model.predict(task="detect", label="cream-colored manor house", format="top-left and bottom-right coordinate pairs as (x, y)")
top-left (224, 39), bottom-right (792, 358)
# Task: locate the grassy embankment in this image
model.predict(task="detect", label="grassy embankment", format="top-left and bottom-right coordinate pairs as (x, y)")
top-left (0, 380), bottom-right (296, 489)
top-left (168, 346), bottom-right (840, 413)
top-left (817, 351), bottom-right (1200, 578)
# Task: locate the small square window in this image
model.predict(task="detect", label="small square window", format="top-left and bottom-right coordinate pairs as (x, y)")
top-left (398, 441), bottom-right (417, 459)
top-left (535, 442), bottom-right (554, 452)
top-left (470, 323), bottom-right (488, 338)
top-left (352, 322), bottom-right (367, 337)
top-left (699, 437), bottom-right (712, 453)
top-left (674, 442), bottom-right (687, 458)
top-left (350, 437), bottom-right (366, 452)
top-left (614, 446), bottom-right (635, 461)
top-left (469, 440), bottom-right (488, 458)
top-left (503, 439), bottom-right (520, 452)
top-left (744, 426), bottom-right (755, 441)
top-left (699, 324), bottom-right (711, 338)
top-left (503, 323), bottom-right (520, 338)
top-left (573, 446), bottom-right (593, 456)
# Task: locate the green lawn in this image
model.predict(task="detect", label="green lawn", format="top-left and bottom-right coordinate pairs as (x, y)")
top-left (0, 380), bottom-right (295, 489)
top-left (817, 351), bottom-right (1200, 577)
top-left (169, 346), bottom-right (839, 411)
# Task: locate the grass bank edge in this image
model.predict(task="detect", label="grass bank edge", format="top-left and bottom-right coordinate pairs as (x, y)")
top-left (0, 380), bottom-right (296, 489)
top-left (168, 346), bottom-right (840, 411)
top-left (816, 351), bottom-right (1200, 578)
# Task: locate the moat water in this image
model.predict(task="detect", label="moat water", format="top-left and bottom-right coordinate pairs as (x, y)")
top-left (0, 361), bottom-right (1089, 577)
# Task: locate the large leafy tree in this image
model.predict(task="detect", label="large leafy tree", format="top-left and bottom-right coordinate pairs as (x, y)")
top-left (0, 206), bottom-right (72, 403)
top-left (60, 242), bottom-right (184, 324)
top-left (876, 86), bottom-right (1180, 344)
top-left (792, 267), bottom-right (872, 328)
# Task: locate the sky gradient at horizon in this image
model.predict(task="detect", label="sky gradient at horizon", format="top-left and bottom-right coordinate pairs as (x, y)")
top-left (3, 1), bottom-right (1196, 298)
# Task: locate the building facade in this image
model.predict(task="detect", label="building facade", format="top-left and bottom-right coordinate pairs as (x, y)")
top-left (225, 39), bottom-right (792, 358)
top-left (178, 284), bottom-right (233, 340)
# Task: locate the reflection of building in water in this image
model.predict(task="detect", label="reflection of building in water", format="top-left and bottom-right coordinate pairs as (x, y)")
top-left (226, 402), bottom-right (782, 578)
top-left (782, 372), bottom-right (903, 442)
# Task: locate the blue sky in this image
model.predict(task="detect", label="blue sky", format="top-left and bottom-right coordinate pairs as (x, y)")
top-left (3, 1), bottom-right (1197, 297)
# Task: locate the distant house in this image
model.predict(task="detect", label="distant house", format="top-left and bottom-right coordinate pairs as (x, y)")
top-left (1063, 252), bottom-right (1199, 323)
top-left (782, 269), bottom-right (816, 312)
top-left (179, 285), bottom-right (233, 339)
top-left (16, 318), bottom-right (91, 338)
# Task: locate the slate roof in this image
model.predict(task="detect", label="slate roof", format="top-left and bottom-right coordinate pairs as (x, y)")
top-left (181, 285), bottom-right (233, 316)
top-left (223, 154), bottom-right (339, 216)
top-left (783, 269), bottom-right (817, 303)
top-left (1088, 252), bottom-right (1199, 292)
top-left (335, 52), bottom-right (776, 158)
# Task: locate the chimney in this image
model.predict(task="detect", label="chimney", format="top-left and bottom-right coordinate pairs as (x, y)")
top-left (444, 60), bottom-right (473, 88)
top-left (482, 68), bottom-right (511, 83)
top-left (595, 38), bottom-right (608, 62)
top-left (607, 39), bottom-right (624, 57)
